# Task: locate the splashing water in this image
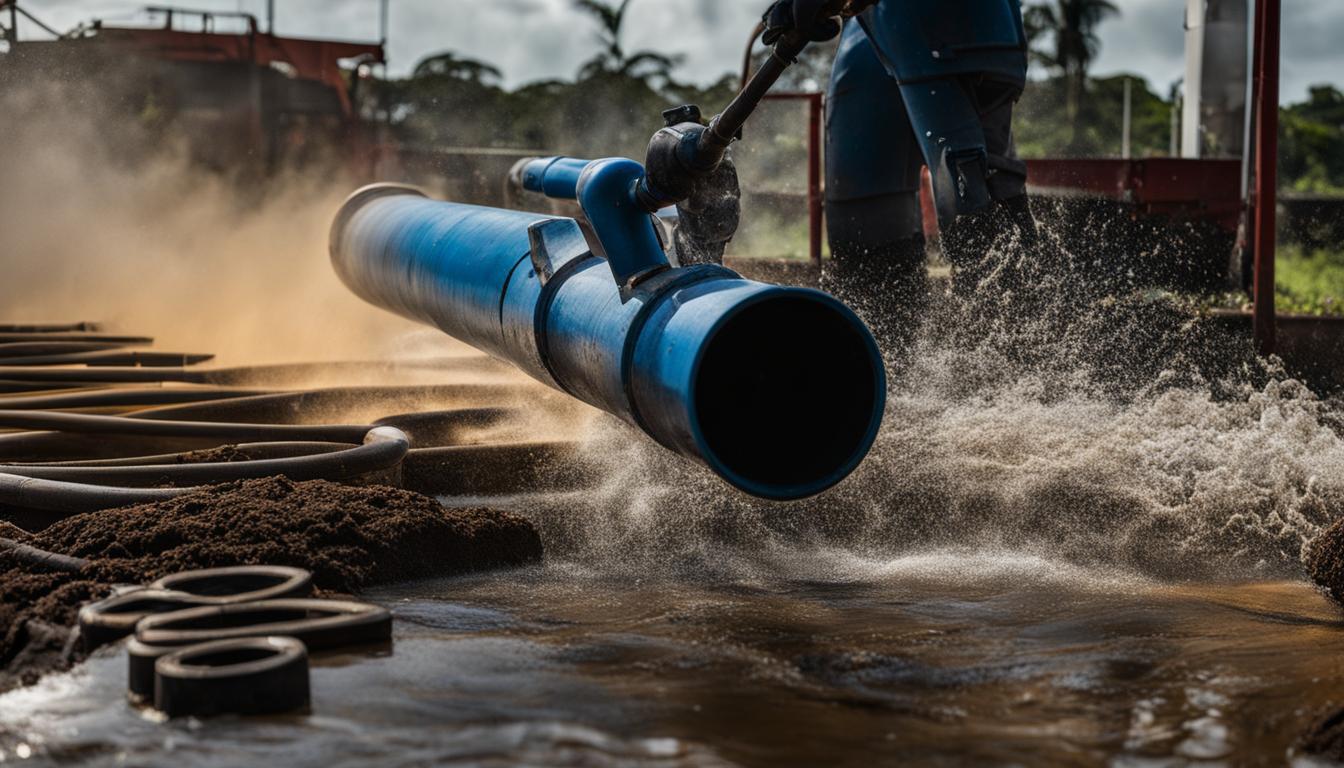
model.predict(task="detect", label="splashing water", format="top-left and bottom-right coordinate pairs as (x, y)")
top-left (514, 229), bottom-right (1344, 586)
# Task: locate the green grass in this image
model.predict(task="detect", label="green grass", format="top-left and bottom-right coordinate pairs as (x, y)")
top-left (1272, 245), bottom-right (1344, 316)
top-left (1209, 246), bottom-right (1344, 316)
top-left (726, 208), bottom-right (816, 261)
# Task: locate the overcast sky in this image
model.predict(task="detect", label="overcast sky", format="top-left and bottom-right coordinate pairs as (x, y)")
top-left (20, 0), bottom-right (1343, 103)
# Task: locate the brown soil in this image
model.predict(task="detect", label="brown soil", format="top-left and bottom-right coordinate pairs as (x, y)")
top-left (1307, 517), bottom-right (1344, 603)
top-left (0, 476), bottom-right (542, 692)
top-left (173, 444), bottom-right (254, 464)
top-left (1299, 707), bottom-right (1344, 762)
top-left (0, 521), bottom-right (28, 541)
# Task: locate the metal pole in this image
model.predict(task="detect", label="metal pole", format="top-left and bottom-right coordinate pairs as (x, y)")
top-left (8, 1), bottom-right (17, 45)
top-left (1252, 0), bottom-right (1279, 354)
top-left (1182, 0), bottom-right (1205, 158)
top-left (1122, 77), bottom-right (1132, 159)
top-left (1170, 80), bottom-right (1182, 156)
top-left (378, 0), bottom-right (388, 46)
top-left (807, 93), bottom-right (823, 265)
top-left (266, 0), bottom-right (274, 33)
top-left (1239, 0), bottom-right (1256, 201)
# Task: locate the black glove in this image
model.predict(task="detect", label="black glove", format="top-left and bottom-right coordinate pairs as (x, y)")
top-left (761, 0), bottom-right (843, 48)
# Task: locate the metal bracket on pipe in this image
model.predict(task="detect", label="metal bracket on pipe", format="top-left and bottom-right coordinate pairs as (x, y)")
top-left (516, 156), bottom-right (672, 300)
top-left (527, 218), bottom-right (589, 285)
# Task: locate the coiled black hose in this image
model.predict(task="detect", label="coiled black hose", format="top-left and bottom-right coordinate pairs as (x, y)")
top-left (0, 330), bottom-right (423, 517)
top-left (9, 432), bottom-right (406, 485)
top-left (0, 324), bottom-right (573, 524)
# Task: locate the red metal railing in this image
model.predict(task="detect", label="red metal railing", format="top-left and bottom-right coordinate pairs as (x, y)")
top-left (742, 28), bottom-right (825, 265)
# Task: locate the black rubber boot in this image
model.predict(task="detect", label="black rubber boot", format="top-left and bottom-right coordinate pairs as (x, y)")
top-left (821, 237), bottom-right (929, 362)
top-left (940, 194), bottom-right (1039, 298)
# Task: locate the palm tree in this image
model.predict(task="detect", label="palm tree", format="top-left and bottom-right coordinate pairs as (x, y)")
top-left (572, 0), bottom-right (682, 87)
top-left (412, 51), bottom-right (503, 84)
top-left (1026, 0), bottom-right (1120, 145)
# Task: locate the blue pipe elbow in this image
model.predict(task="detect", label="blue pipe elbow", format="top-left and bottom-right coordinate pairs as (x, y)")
top-left (517, 156), bottom-right (670, 292)
top-left (331, 184), bottom-right (886, 500)
top-left (575, 158), bottom-right (669, 289)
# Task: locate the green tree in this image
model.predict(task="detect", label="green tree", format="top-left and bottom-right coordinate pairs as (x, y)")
top-left (1026, 0), bottom-right (1120, 148)
top-left (1279, 85), bottom-right (1344, 195)
top-left (572, 0), bottom-right (683, 86)
top-left (412, 51), bottom-right (503, 84)
top-left (385, 51), bottom-right (511, 147)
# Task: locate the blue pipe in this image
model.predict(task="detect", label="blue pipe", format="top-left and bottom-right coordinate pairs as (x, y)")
top-left (519, 156), bottom-right (588, 199)
top-left (331, 174), bottom-right (886, 500)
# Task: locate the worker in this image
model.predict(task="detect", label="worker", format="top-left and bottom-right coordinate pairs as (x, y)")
top-left (761, 0), bottom-right (1037, 345)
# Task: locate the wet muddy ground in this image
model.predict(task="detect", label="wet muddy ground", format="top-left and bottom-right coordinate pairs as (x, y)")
top-left (5, 552), bottom-right (1344, 766)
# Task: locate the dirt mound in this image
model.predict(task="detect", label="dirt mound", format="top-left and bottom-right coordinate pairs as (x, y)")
top-left (1, 476), bottom-right (542, 691)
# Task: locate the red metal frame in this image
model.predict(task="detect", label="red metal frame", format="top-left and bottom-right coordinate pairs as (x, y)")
top-left (51, 10), bottom-right (384, 118)
top-left (758, 91), bottom-right (824, 266)
top-left (1251, 0), bottom-right (1280, 355)
top-left (743, 30), bottom-right (825, 265)
top-left (1026, 157), bottom-right (1245, 230)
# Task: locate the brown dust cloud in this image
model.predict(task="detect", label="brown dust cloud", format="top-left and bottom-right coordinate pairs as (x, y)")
top-left (0, 72), bottom-right (430, 365)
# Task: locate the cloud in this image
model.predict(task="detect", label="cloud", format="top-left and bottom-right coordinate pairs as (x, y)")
top-left (1089, 0), bottom-right (1186, 92)
top-left (14, 0), bottom-right (1342, 102)
top-left (1091, 0), bottom-right (1339, 101)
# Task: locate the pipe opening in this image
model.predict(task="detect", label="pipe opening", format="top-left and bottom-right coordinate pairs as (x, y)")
top-left (693, 294), bottom-right (883, 499)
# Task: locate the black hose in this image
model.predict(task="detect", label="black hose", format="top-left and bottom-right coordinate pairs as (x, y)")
top-left (0, 536), bottom-right (90, 572)
top-left (0, 333), bottom-right (151, 344)
top-left (32, 441), bottom-right (346, 466)
top-left (0, 366), bottom-right (201, 384)
top-left (0, 427), bottom-right (409, 487)
top-left (0, 409), bottom-right (375, 442)
top-left (0, 357), bottom-right (508, 386)
top-left (0, 341), bottom-right (127, 358)
top-left (0, 380), bottom-right (86, 394)
top-left (0, 387), bottom-right (273, 411)
top-left (0, 472), bottom-right (189, 515)
top-left (0, 323), bottom-right (101, 333)
top-left (128, 384), bottom-right (543, 423)
top-left (0, 351), bottom-right (214, 367)
top-left (0, 427), bottom-right (407, 513)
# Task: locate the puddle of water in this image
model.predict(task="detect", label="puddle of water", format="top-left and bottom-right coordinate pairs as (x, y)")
top-left (3, 555), bottom-right (1342, 767)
